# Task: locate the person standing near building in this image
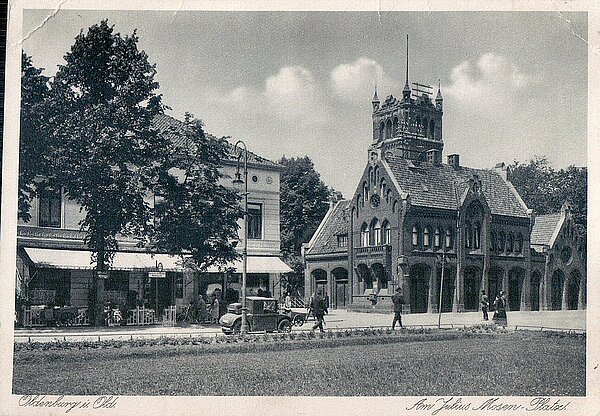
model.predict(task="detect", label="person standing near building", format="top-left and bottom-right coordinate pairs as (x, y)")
top-left (480, 289), bottom-right (489, 321)
top-left (311, 291), bottom-right (325, 333)
top-left (283, 291), bottom-right (292, 315)
top-left (492, 290), bottom-right (507, 327)
top-left (391, 287), bottom-right (404, 329)
top-left (323, 292), bottom-right (329, 314)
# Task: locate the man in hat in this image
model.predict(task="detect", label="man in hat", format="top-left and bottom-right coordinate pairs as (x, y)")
top-left (310, 290), bottom-right (326, 333)
top-left (480, 289), bottom-right (489, 321)
top-left (391, 287), bottom-right (404, 329)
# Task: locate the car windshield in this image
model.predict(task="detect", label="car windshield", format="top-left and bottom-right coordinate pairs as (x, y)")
top-left (263, 300), bottom-right (277, 313)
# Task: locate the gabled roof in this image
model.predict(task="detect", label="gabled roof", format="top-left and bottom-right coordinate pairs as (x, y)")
top-left (307, 200), bottom-right (350, 256)
top-left (383, 155), bottom-right (529, 218)
top-left (530, 213), bottom-right (563, 247)
top-left (153, 113), bottom-right (281, 170)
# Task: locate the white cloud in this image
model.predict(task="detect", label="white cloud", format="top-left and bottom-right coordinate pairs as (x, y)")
top-left (330, 57), bottom-right (392, 103)
top-left (445, 53), bottom-right (532, 112)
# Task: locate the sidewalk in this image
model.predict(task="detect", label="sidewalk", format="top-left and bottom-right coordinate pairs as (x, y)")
top-left (13, 309), bottom-right (586, 343)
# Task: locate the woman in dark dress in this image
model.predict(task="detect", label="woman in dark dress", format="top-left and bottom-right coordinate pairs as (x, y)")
top-left (492, 290), bottom-right (507, 327)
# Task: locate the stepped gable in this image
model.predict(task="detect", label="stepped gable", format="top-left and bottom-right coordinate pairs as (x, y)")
top-left (153, 113), bottom-right (281, 169)
top-left (384, 155), bottom-right (529, 218)
top-left (530, 213), bottom-right (562, 247)
top-left (307, 200), bottom-right (351, 255)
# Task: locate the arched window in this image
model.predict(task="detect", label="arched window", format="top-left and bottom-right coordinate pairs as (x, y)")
top-left (380, 179), bottom-right (386, 197)
top-left (363, 183), bottom-right (368, 203)
top-left (379, 122), bottom-right (385, 141)
top-left (382, 221), bottom-right (391, 245)
top-left (490, 231), bottom-right (497, 252)
top-left (474, 222), bottom-right (481, 249)
top-left (515, 233), bottom-right (523, 254)
top-left (423, 227), bottom-right (431, 247)
top-left (386, 119), bottom-right (392, 139)
top-left (374, 167), bottom-right (380, 186)
top-left (368, 168), bottom-right (373, 186)
top-left (445, 229), bottom-right (453, 249)
top-left (392, 200), bottom-right (398, 213)
top-left (412, 225), bottom-right (419, 247)
top-left (423, 119), bottom-right (428, 137)
top-left (415, 116), bottom-right (421, 133)
top-left (429, 120), bottom-right (435, 139)
top-left (498, 232), bottom-right (505, 253)
top-left (361, 223), bottom-right (369, 247)
top-left (434, 227), bottom-right (441, 248)
top-left (465, 223), bottom-right (472, 248)
top-left (393, 117), bottom-right (399, 137)
top-left (386, 189), bottom-right (392, 204)
top-left (370, 218), bottom-right (381, 246)
top-left (507, 232), bottom-right (514, 252)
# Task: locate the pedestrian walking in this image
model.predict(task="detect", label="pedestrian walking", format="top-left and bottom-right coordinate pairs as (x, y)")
top-left (391, 287), bottom-right (404, 329)
top-left (323, 293), bottom-right (329, 314)
top-left (480, 289), bottom-right (489, 321)
top-left (492, 290), bottom-right (507, 327)
top-left (210, 294), bottom-right (220, 324)
top-left (311, 291), bottom-right (326, 333)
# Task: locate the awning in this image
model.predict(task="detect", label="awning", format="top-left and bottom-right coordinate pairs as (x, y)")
top-left (23, 248), bottom-right (292, 274)
top-left (206, 256), bottom-right (292, 274)
top-left (23, 248), bottom-right (184, 271)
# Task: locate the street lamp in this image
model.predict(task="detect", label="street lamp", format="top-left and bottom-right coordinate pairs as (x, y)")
top-left (233, 140), bottom-right (249, 335)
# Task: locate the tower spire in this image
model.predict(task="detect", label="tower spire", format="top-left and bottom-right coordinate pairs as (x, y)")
top-left (403, 34), bottom-right (411, 100)
top-left (372, 82), bottom-right (380, 112)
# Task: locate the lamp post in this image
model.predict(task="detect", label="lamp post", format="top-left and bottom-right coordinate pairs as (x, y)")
top-left (232, 140), bottom-right (249, 335)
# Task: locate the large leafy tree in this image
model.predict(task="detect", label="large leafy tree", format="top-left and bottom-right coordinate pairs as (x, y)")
top-left (278, 156), bottom-right (332, 293)
top-left (41, 21), bottom-right (167, 323)
top-left (153, 114), bottom-right (242, 270)
top-left (19, 52), bottom-right (51, 221)
top-left (510, 156), bottom-right (587, 230)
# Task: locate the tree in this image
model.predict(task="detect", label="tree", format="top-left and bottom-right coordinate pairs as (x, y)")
top-left (153, 114), bottom-right (242, 271)
top-left (19, 52), bottom-right (51, 221)
top-left (278, 156), bottom-right (333, 293)
top-left (510, 156), bottom-right (587, 230)
top-left (42, 21), bottom-right (167, 324)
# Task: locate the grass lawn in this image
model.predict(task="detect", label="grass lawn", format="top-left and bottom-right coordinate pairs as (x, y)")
top-left (13, 331), bottom-right (584, 396)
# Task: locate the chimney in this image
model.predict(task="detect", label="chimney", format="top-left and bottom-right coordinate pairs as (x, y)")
top-left (448, 154), bottom-right (460, 169)
top-left (426, 149), bottom-right (441, 165)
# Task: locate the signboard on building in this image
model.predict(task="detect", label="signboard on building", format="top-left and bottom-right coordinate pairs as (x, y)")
top-left (97, 272), bottom-right (108, 279)
top-left (148, 271), bottom-right (166, 278)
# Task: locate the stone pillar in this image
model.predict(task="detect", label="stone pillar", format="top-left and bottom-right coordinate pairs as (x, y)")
top-left (521, 269), bottom-right (531, 311)
top-left (501, 268), bottom-right (509, 311)
top-left (327, 269), bottom-right (334, 310)
top-left (402, 267), bottom-right (411, 314)
top-left (561, 274), bottom-right (569, 311)
top-left (541, 253), bottom-right (552, 310)
top-left (453, 266), bottom-right (464, 312)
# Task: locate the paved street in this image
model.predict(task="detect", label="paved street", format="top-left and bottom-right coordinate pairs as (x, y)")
top-left (13, 309), bottom-right (585, 343)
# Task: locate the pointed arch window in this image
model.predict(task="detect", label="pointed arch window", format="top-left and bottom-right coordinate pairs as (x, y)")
top-left (490, 231), bottom-right (497, 252)
top-left (498, 232), bottom-right (506, 253)
top-left (515, 233), bottom-right (523, 254)
top-left (474, 222), bottom-right (481, 249)
top-left (363, 183), bottom-right (368, 204)
top-left (379, 122), bottom-right (385, 141)
top-left (507, 232), bottom-right (514, 252)
top-left (383, 221), bottom-right (391, 245)
top-left (423, 227), bottom-right (431, 248)
top-left (445, 229), bottom-right (453, 249)
top-left (370, 218), bottom-right (382, 246)
top-left (465, 223), bottom-right (473, 248)
top-left (434, 227), bottom-right (441, 248)
top-left (361, 223), bottom-right (369, 247)
top-left (412, 225), bottom-right (420, 247)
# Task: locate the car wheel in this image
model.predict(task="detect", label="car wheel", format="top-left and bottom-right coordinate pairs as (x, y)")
top-left (232, 320), bottom-right (242, 334)
top-left (292, 315), bottom-right (305, 327)
top-left (278, 319), bottom-right (292, 333)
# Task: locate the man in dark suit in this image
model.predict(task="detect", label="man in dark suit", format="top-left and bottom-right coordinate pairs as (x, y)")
top-left (391, 287), bottom-right (404, 329)
top-left (311, 291), bottom-right (326, 333)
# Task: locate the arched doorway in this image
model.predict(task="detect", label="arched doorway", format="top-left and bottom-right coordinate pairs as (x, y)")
top-left (508, 268), bottom-right (525, 311)
top-left (436, 265), bottom-right (455, 312)
top-left (332, 267), bottom-right (349, 308)
top-left (567, 271), bottom-right (581, 310)
top-left (409, 264), bottom-right (430, 313)
top-left (371, 263), bottom-right (388, 292)
top-left (530, 271), bottom-right (542, 311)
top-left (551, 269), bottom-right (565, 310)
top-left (311, 269), bottom-right (327, 297)
top-left (464, 266), bottom-right (480, 311)
top-left (488, 267), bottom-right (503, 311)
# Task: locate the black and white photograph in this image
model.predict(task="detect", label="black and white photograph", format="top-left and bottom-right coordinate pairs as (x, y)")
top-left (0, 1), bottom-right (598, 415)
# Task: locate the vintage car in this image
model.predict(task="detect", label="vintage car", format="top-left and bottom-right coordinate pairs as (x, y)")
top-left (219, 296), bottom-right (293, 334)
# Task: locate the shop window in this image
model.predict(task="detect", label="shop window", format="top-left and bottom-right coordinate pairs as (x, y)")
top-left (247, 202), bottom-right (263, 239)
top-left (39, 188), bottom-right (62, 228)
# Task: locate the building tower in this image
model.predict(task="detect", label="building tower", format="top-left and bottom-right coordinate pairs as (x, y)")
top-left (371, 36), bottom-right (444, 164)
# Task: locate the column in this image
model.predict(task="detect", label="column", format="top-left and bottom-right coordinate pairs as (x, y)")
top-left (402, 267), bottom-right (411, 314)
top-left (502, 268), bottom-right (509, 312)
top-left (561, 275), bottom-right (569, 311)
top-left (427, 266), bottom-right (437, 313)
top-left (453, 266), bottom-right (464, 312)
top-left (541, 255), bottom-right (551, 310)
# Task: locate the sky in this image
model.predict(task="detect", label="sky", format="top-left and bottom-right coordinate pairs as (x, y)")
top-left (21, 9), bottom-right (588, 198)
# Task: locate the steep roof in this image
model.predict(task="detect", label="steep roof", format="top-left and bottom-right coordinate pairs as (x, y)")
top-left (153, 113), bottom-right (281, 170)
top-left (383, 156), bottom-right (529, 218)
top-left (530, 213), bottom-right (562, 247)
top-left (307, 200), bottom-right (351, 256)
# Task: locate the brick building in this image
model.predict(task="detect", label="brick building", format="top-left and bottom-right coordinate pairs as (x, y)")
top-left (304, 57), bottom-right (586, 314)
